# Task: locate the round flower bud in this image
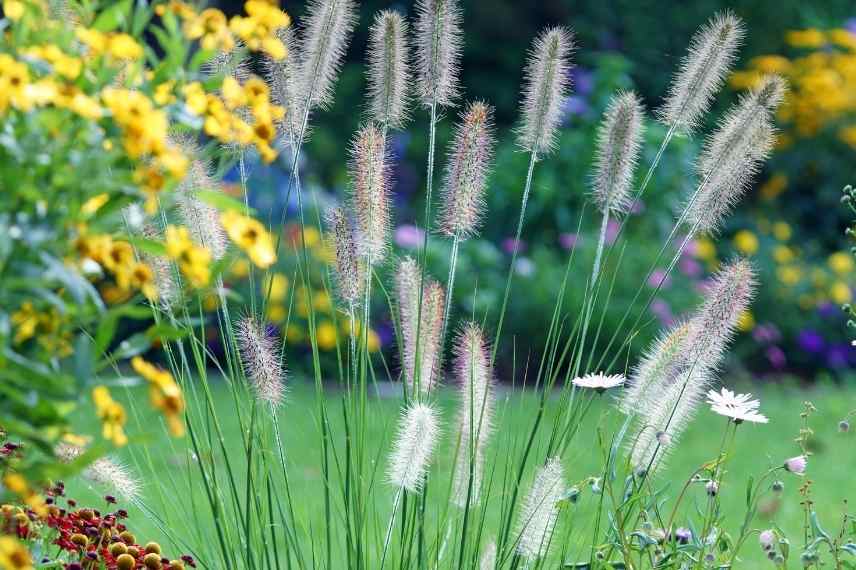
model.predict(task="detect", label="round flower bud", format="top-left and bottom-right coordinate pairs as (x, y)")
top-left (772, 480), bottom-right (784, 493)
top-left (705, 481), bottom-right (719, 496)
top-left (110, 542), bottom-right (128, 556)
top-left (144, 552), bottom-right (163, 569)
top-left (145, 542), bottom-right (162, 555)
top-left (127, 546), bottom-right (141, 558)
top-left (70, 533), bottom-right (88, 547)
top-left (839, 420), bottom-right (850, 433)
top-left (120, 530), bottom-right (136, 544)
top-left (116, 554), bottom-right (136, 570)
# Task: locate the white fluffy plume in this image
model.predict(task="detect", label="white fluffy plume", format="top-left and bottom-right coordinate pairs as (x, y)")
top-left (348, 123), bottom-right (391, 265)
top-left (236, 315), bottom-right (286, 407)
top-left (451, 322), bottom-right (494, 507)
top-left (55, 442), bottom-right (141, 503)
top-left (515, 456), bottom-right (565, 561)
top-left (366, 10), bottom-right (410, 129)
top-left (658, 11), bottom-right (745, 135)
top-left (414, 0), bottom-right (463, 108)
top-left (396, 257), bottom-right (445, 394)
top-left (592, 91), bottom-right (645, 215)
top-left (517, 26), bottom-right (575, 155)
top-left (387, 402), bottom-right (440, 493)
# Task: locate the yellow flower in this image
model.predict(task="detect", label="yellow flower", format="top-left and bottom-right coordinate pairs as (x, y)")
top-left (0, 536), bottom-right (32, 570)
top-left (285, 323), bottom-right (303, 343)
top-left (786, 29), bottom-right (826, 48)
top-left (316, 321), bottom-right (337, 351)
top-left (830, 281), bottom-right (853, 304)
top-left (737, 310), bottom-right (755, 332)
top-left (266, 303), bottom-right (286, 322)
top-left (694, 236), bottom-right (717, 261)
top-left (92, 386), bottom-right (128, 446)
top-left (2, 1), bottom-right (24, 20)
top-left (81, 193), bottom-right (110, 216)
top-left (313, 290), bottom-right (332, 313)
top-left (761, 174), bottom-right (788, 200)
top-left (231, 258), bottom-right (250, 278)
top-left (183, 8), bottom-right (235, 53)
top-left (108, 34), bottom-right (144, 60)
top-left (773, 245), bottom-right (795, 264)
top-left (165, 225), bottom-right (212, 288)
top-left (2, 473), bottom-right (47, 518)
top-left (828, 251), bottom-right (854, 275)
top-left (10, 302), bottom-right (39, 344)
top-left (772, 221), bottom-right (791, 241)
top-left (777, 265), bottom-right (802, 286)
top-left (221, 210), bottom-right (276, 268)
top-left (829, 29), bottom-right (856, 51)
top-left (733, 230), bottom-right (759, 256)
top-left (131, 356), bottom-right (185, 437)
top-left (750, 55), bottom-right (791, 74)
top-left (367, 329), bottom-right (381, 352)
top-left (264, 272), bottom-right (289, 301)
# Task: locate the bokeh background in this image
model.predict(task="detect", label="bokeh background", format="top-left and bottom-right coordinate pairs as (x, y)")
top-left (214, 0), bottom-right (856, 383)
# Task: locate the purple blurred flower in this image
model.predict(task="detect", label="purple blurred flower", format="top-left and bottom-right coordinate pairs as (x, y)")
top-left (394, 225), bottom-right (425, 249)
top-left (503, 237), bottom-right (526, 255)
top-left (816, 302), bottom-right (839, 320)
top-left (572, 68), bottom-right (594, 95)
top-left (846, 18), bottom-right (856, 35)
top-left (797, 329), bottom-right (825, 354)
top-left (605, 219), bottom-right (620, 245)
top-left (766, 345), bottom-right (786, 369)
top-left (647, 269), bottom-right (672, 290)
top-left (679, 257), bottom-right (703, 278)
top-left (826, 344), bottom-right (852, 369)
top-left (630, 199), bottom-right (645, 215)
top-left (559, 233), bottom-right (580, 250)
top-left (563, 95), bottom-right (589, 117)
top-left (684, 239), bottom-right (700, 257)
top-left (650, 298), bottom-right (674, 327)
top-left (752, 323), bottom-right (781, 344)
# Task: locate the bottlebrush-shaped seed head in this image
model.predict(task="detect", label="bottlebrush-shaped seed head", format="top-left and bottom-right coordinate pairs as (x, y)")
top-left (682, 257), bottom-right (756, 371)
top-left (479, 541), bottom-right (497, 570)
top-left (414, 0), bottom-right (463, 108)
top-left (516, 456), bottom-right (565, 561)
top-left (451, 322), bottom-right (494, 507)
top-left (367, 10), bottom-right (410, 129)
top-left (297, 0), bottom-right (357, 112)
top-left (592, 91), bottom-right (645, 215)
top-left (348, 123), bottom-right (391, 265)
top-left (265, 27), bottom-right (308, 146)
top-left (170, 135), bottom-right (228, 260)
top-left (140, 223), bottom-right (177, 308)
top-left (236, 315), bottom-right (286, 407)
top-left (203, 41), bottom-right (251, 85)
top-left (658, 11), bottom-right (745, 135)
top-left (438, 101), bottom-right (495, 239)
top-left (56, 443), bottom-right (141, 503)
top-left (517, 26), bottom-right (575, 155)
top-left (325, 207), bottom-right (364, 308)
top-left (630, 366), bottom-right (709, 474)
top-left (619, 321), bottom-right (690, 416)
top-left (387, 402), bottom-right (440, 493)
top-left (396, 257), bottom-right (445, 394)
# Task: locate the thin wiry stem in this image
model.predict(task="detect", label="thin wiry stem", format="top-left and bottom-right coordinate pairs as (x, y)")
top-left (441, 234), bottom-right (460, 341)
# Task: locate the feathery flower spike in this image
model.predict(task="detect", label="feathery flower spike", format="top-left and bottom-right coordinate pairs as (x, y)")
top-left (592, 91), bottom-right (645, 215)
top-left (265, 27), bottom-right (306, 146)
top-left (414, 0), bottom-right (463, 108)
top-left (517, 26), bottom-right (575, 155)
top-left (438, 101), bottom-right (496, 239)
top-left (325, 207), bottom-right (363, 308)
top-left (619, 322), bottom-right (690, 415)
top-left (387, 402), bottom-right (440, 493)
top-left (396, 257), bottom-right (445, 393)
top-left (658, 11), bottom-right (745, 135)
top-left (55, 442), bottom-right (141, 503)
top-left (297, 0), bottom-right (357, 112)
top-left (451, 322), bottom-right (494, 507)
top-left (348, 123), bottom-right (391, 265)
top-left (367, 10), bottom-right (410, 129)
top-left (516, 456), bottom-right (565, 561)
top-left (236, 315), bottom-right (286, 407)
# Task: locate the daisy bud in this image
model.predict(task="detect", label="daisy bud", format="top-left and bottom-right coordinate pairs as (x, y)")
top-left (784, 455), bottom-right (807, 475)
top-left (772, 480), bottom-right (784, 493)
top-left (759, 529), bottom-right (775, 550)
top-left (705, 480), bottom-right (719, 497)
top-left (839, 419), bottom-right (850, 433)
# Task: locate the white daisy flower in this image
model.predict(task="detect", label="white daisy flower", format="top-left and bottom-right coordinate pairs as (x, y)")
top-left (572, 372), bottom-right (626, 392)
top-left (706, 388), bottom-right (768, 424)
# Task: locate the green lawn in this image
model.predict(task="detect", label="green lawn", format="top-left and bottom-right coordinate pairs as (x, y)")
top-left (66, 379), bottom-right (855, 567)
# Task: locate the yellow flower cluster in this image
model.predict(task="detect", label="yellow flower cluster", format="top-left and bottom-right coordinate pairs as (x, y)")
top-left (9, 301), bottom-right (72, 356)
top-left (222, 209), bottom-right (277, 268)
top-left (0, 535), bottom-right (32, 570)
top-left (160, 0), bottom-right (290, 61)
top-left (74, 232), bottom-right (158, 301)
top-left (184, 76), bottom-right (284, 163)
top-left (1, 473), bottom-right (47, 518)
top-left (731, 27), bottom-right (856, 145)
top-left (75, 28), bottom-right (145, 61)
top-left (131, 356), bottom-right (186, 437)
top-left (92, 386), bottom-right (128, 447)
top-left (165, 226), bottom-right (211, 288)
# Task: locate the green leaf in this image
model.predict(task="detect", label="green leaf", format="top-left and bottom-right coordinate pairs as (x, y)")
top-left (810, 511), bottom-right (831, 541)
top-left (92, 0), bottom-right (132, 32)
top-left (146, 322), bottom-right (189, 343)
top-left (196, 189), bottom-right (255, 215)
top-left (127, 236), bottom-right (167, 257)
top-left (745, 476), bottom-right (754, 508)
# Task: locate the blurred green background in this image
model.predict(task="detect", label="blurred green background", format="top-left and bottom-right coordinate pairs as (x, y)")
top-left (213, 0), bottom-right (856, 382)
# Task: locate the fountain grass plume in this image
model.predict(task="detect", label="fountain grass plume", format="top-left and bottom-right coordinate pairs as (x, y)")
top-left (516, 26), bottom-right (575, 155)
top-left (367, 10), bottom-right (410, 130)
top-left (451, 322), bottom-right (494, 507)
top-left (325, 207), bottom-right (364, 308)
top-left (414, 0), bottom-right (462, 108)
top-left (348, 123), bottom-right (391, 265)
top-left (685, 76), bottom-right (786, 233)
top-left (619, 321), bottom-right (690, 416)
top-left (236, 315), bottom-right (286, 407)
top-left (387, 402), bottom-right (440, 493)
top-left (265, 27), bottom-right (307, 146)
top-left (297, 0), bottom-right (358, 112)
top-left (55, 442), bottom-right (141, 503)
top-left (396, 256), bottom-right (445, 394)
top-left (438, 101), bottom-right (495, 240)
top-left (592, 90), bottom-right (645, 216)
top-left (515, 456), bottom-right (565, 561)
top-left (657, 11), bottom-right (745, 135)
top-left (140, 223), bottom-right (177, 308)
